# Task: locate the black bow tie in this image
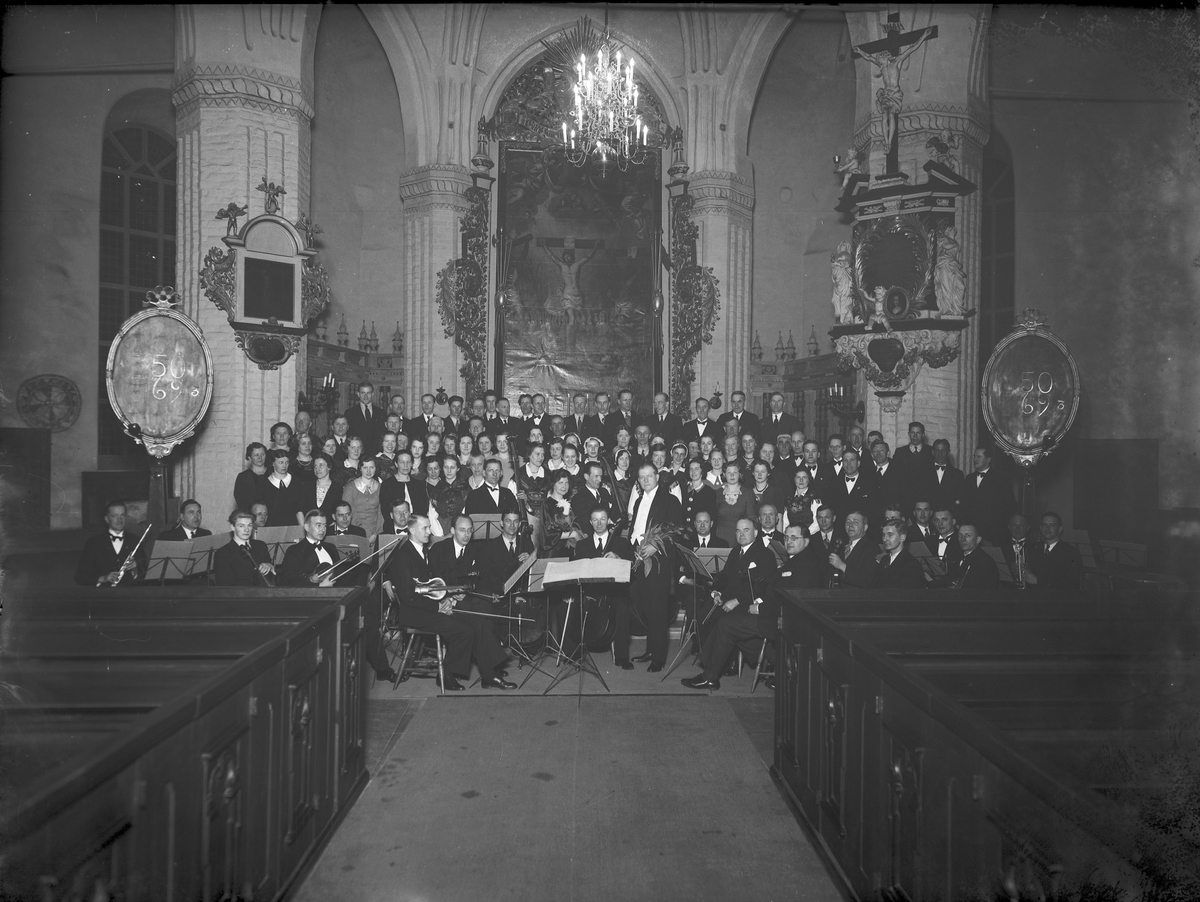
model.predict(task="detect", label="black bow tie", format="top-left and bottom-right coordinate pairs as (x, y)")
top-left (936, 464), bottom-right (946, 470)
top-left (845, 475), bottom-right (855, 482)
top-left (110, 534), bottom-right (123, 542)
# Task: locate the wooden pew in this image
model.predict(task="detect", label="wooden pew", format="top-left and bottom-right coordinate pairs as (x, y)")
top-left (772, 587), bottom-right (1200, 902)
top-left (0, 586), bottom-right (370, 902)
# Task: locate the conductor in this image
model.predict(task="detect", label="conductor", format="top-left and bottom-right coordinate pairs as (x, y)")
top-left (385, 514), bottom-right (516, 691)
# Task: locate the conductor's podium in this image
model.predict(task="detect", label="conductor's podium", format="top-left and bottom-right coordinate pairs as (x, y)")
top-left (773, 588), bottom-right (1200, 901)
top-left (0, 586), bottom-right (370, 901)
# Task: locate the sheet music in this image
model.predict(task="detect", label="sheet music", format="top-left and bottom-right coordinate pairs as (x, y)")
top-left (528, 557), bottom-right (568, 593)
top-left (542, 557), bottom-right (631, 586)
top-left (910, 542), bottom-right (948, 577)
top-left (692, 547), bottom-right (731, 576)
top-left (187, 532), bottom-right (230, 574)
top-left (327, 534), bottom-right (370, 560)
top-left (982, 545), bottom-right (1015, 582)
top-left (503, 550), bottom-right (539, 595)
top-left (145, 539), bottom-right (195, 581)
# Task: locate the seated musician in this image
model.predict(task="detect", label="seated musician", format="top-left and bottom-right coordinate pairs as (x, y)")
top-left (277, 510), bottom-right (344, 587)
top-left (572, 507), bottom-right (635, 668)
top-left (1023, 511), bottom-right (1082, 598)
top-left (475, 510), bottom-right (535, 596)
top-left (871, 519), bottom-right (927, 588)
top-left (386, 514), bottom-right (515, 691)
top-left (329, 501), bottom-right (367, 537)
top-left (212, 509), bottom-right (275, 587)
top-left (932, 523), bottom-right (1000, 589)
top-left (429, 513), bottom-right (480, 582)
top-left (158, 499), bottom-right (212, 541)
top-left (74, 500), bottom-right (149, 586)
top-left (681, 517), bottom-right (778, 690)
top-left (827, 510), bottom-right (878, 587)
top-left (678, 511), bottom-right (730, 655)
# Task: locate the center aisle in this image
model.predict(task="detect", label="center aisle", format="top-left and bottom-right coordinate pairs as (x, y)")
top-left (294, 696), bottom-right (840, 902)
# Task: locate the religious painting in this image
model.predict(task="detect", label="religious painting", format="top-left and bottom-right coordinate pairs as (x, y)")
top-left (496, 143), bottom-right (661, 413)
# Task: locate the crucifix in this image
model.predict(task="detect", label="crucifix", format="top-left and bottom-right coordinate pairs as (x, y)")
top-left (853, 14), bottom-right (938, 174)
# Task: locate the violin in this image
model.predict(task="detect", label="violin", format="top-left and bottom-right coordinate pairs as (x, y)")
top-left (414, 577), bottom-right (468, 600)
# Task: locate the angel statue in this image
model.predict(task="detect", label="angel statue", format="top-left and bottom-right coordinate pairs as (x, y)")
top-left (834, 147), bottom-right (865, 188)
top-left (867, 285), bottom-right (892, 332)
top-left (934, 226), bottom-right (967, 316)
top-left (830, 242), bottom-right (857, 324)
top-left (216, 202), bottom-right (248, 237)
top-left (853, 26), bottom-right (934, 151)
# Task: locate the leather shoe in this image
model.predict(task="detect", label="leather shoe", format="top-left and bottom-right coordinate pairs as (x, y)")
top-left (681, 675), bottom-right (720, 690)
top-left (631, 653), bottom-right (653, 663)
top-left (436, 674), bottom-right (465, 691)
top-left (616, 660), bottom-right (635, 670)
top-left (647, 663), bottom-right (663, 673)
top-left (376, 668), bottom-right (399, 683)
top-left (723, 661), bottom-right (740, 677)
top-left (764, 676), bottom-right (776, 691)
top-left (480, 675), bottom-right (517, 690)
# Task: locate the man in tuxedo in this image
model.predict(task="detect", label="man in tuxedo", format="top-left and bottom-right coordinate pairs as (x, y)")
top-left (680, 517), bottom-right (778, 690)
top-left (404, 393), bottom-right (437, 440)
top-left (525, 393), bottom-right (551, 439)
top-left (1001, 513), bottom-right (1033, 582)
top-left (830, 448), bottom-right (873, 525)
top-left (796, 440), bottom-right (823, 495)
top-left (828, 510), bottom-right (878, 588)
top-left (571, 462), bottom-right (617, 536)
top-left (462, 459), bottom-right (520, 519)
top-left (344, 381), bottom-right (386, 454)
top-left (158, 499), bottom-right (212, 542)
top-left (645, 392), bottom-right (683, 447)
top-left (611, 388), bottom-right (641, 440)
top-left (474, 511), bottom-right (535, 597)
top-left (562, 392), bottom-right (590, 439)
top-left (930, 438), bottom-right (965, 516)
top-left (572, 507), bottom-right (636, 666)
top-left (385, 515), bottom-right (515, 690)
top-left (684, 397), bottom-right (721, 444)
top-left (212, 509), bottom-right (275, 587)
top-left (625, 463), bottom-right (684, 670)
top-left (486, 397), bottom-right (517, 440)
top-left (278, 510), bottom-right (343, 587)
top-left (1024, 511), bottom-right (1083, 598)
top-left (872, 519), bottom-right (927, 588)
top-left (764, 392), bottom-right (801, 443)
top-left (959, 445), bottom-right (1016, 545)
top-left (929, 507), bottom-right (965, 573)
top-left (75, 501), bottom-right (149, 586)
top-left (934, 523), bottom-right (1000, 589)
top-left (757, 504), bottom-right (787, 550)
top-left (716, 390), bottom-right (762, 446)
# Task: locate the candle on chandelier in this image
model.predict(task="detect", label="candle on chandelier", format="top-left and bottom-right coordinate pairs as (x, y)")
top-left (562, 122), bottom-right (568, 145)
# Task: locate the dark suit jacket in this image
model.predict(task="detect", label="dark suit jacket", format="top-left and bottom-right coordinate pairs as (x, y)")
top-left (774, 546), bottom-right (824, 590)
top-left (713, 540), bottom-right (778, 610)
top-left (905, 524), bottom-right (937, 549)
top-left (644, 412), bottom-right (683, 446)
top-left (573, 531), bottom-right (634, 562)
top-left (474, 534), bottom-right (535, 594)
top-left (329, 524), bottom-right (367, 538)
top-left (157, 525), bottom-right (212, 542)
top-left (959, 469), bottom-right (1016, 544)
top-left (570, 486), bottom-right (617, 535)
top-left (838, 537), bottom-right (879, 588)
top-left (1026, 540), bottom-right (1083, 597)
top-left (212, 538), bottom-right (273, 587)
top-left (560, 414), bottom-right (588, 440)
top-left (295, 476), bottom-right (342, 522)
top-left (628, 484), bottom-right (684, 585)
top-left (829, 472), bottom-right (874, 524)
top-left (930, 464), bottom-right (965, 515)
top-left (384, 540), bottom-right (443, 628)
top-left (1000, 536), bottom-right (1034, 576)
top-left (277, 539), bottom-right (342, 587)
top-left (937, 548), bottom-right (1000, 589)
top-left (344, 403), bottom-right (386, 454)
top-left (380, 478), bottom-right (430, 525)
top-left (463, 484), bottom-right (521, 518)
top-left (428, 538), bottom-right (481, 585)
top-left (607, 411), bottom-right (641, 444)
top-left (687, 534), bottom-right (730, 550)
top-left (927, 531), bottom-right (965, 571)
top-left (74, 532), bottom-right (149, 585)
top-left (763, 412), bottom-right (801, 442)
top-left (717, 411), bottom-right (762, 445)
top-left (403, 413), bottom-right (435, 440)
top-left (870, 462), bottom-right (905, 511)
top-left (682, 417), bottom-right (721, 444)
top-left (443, 415), bottom-right (466, 437)
top-left (872, 548), bottom-right (927, 589)
top-left (486, 415), bottom-right (518, 439)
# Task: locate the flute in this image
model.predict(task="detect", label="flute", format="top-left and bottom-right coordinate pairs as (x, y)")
top-left (98, 525), bottom-right (152, 587)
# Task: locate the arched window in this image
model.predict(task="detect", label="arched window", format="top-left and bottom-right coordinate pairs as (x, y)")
top-left (98, 125), bottom-right (176, 462)
top-left (978, 130), bottom-right (1015, 439)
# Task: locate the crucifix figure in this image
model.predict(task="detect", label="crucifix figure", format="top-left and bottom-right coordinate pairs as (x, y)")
top-left (853, 14), bottom-right (937, 171)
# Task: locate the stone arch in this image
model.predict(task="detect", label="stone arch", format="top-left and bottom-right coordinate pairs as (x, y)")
top-left (359, 5), bottom-right (426, 163)
top-left (104, 87), bottom-right (176, 138)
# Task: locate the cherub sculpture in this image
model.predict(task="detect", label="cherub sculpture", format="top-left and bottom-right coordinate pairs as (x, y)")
top-left (867, 285), bottom-right (892, 332)
top-left (830, 241), bottom-right (857, 324)
top-left (216, 202), bottom-right (249, 237)
top-left (834, 147), bottom-right (865, 188)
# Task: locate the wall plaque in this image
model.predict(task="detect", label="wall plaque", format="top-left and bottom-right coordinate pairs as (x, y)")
top-left (105, 287), bottom-right (214, 458)
top-left (980, 308), bottom-right (1080, 467)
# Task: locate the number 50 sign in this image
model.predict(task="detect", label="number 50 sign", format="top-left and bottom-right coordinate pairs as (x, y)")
top-left (981, 308), bottom-right (1081, 468)
top-left (106, 287), bottom-right (214, 458)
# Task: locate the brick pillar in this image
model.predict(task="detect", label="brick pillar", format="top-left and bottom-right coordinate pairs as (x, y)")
top-left (398, 164), bottom-right (472, 408)
top-left (688, 171), bottom-right (755, 405)
top-left (172, 5), bottom-right (318, 519)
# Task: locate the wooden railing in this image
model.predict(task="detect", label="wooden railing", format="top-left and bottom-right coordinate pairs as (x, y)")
top-left (0, 587), bottom-right (369, 901)
top-left (773, 589), bottom-right (1200, 902)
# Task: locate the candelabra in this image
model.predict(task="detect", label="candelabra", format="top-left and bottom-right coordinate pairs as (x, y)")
top-left (826, 382), bottom-right (864, 423)
top-left (561, 42), bottom-right (650, 171)
top-left (316, 373), bottom-right (339, 412)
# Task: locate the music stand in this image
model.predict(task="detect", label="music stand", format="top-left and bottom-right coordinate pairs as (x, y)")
top-left (255, 525), bottom-right (303, 565)
top-left (516, 558), bottom-right (569, 687)
top-left (539, 558), bottom-right (630, 695)
top-left (909, 541), bottom-right (948, 580)
top-left (982, 545), bottom-right (1015, 583)
top-left (145, 538), bottom-right (195, 584)
top-left (470, 514), bottom-right (502, 541)
top-left (662, 547), bottom-right (731, 681)
top-left (188, 533), bottom-right (229, 584)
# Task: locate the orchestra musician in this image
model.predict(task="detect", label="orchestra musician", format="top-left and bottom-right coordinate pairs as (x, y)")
top-left (74, 501), bottom-right (148, 586)
top-left (212, 509), bottom-right (276, 586)
top-left (277, 510), bottom-right (344, 587)
top-left (871, 519), bottom-right (927, 588)
top-left (157, 499), bottom-right (212, 541)
top-left (933, 523), bottom-right (1000, 589)
top-left (827, 510), bottom-right (878, 588)
top-left (385, 514), bottom-right (515, 690)
top-left (572, 507), bottom-right (635, 667)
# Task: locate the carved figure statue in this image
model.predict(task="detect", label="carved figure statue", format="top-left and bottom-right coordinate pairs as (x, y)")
top-left (867, 285), bottom-right (892, 332)
top-left (934, 226), bottom-right (967, 316)
top-left (542, 239), bottom-right (600, 322)
top-left (216, 203), bottom-right (249, 237)
top-left (831, 241), bottom-right (857, 324)
top-left (925, 129), bottom-right (961, 171)
top-left (834, 147), bottom-right (865, 188)
top-left (256, 176), bottom-right (287, 215)
top-left (853, 27), bottom-right (934, 151)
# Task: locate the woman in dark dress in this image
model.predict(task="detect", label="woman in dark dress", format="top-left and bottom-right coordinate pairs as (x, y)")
top-left (262, 449), bottom-right (304, 526)
top-left (234, 441), bottom-right (269, 512)
top-left (541, 471), bottom-right (581, 557)
top-left (782, 468), bottom-right (822, 534)
top-left (294, 452), bottom-right (340, 521)
top-left (681, 459), bottom-right (718, 527)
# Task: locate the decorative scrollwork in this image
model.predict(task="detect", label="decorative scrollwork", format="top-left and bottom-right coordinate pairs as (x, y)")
top-left (199, 246), bottom-right (237, 319)
top-left (301, 258), bottom-right (331, 325)
top-left (669, 193), bottom-right (721, 413)
top-left (434, 174), bottom-right (491, 400)
top-left (853, 213), bottom-right (933, 321)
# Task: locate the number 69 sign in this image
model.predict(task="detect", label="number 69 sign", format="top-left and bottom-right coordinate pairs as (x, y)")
top-left (106, 287), bottom-right (214, 458)
top-left (981, 309), bottom-right (1081, 467)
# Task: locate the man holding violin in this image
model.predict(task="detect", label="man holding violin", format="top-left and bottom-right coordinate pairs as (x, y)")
top-left (213, 509), bottom-right (276, 587)
top-left (278, 510), bottom-right (344, 587)
top-left (386, 514), bottom-right (515, 691)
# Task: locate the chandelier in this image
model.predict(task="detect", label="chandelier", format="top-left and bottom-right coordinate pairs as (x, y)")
top-left (560, 40), bottom-right (649, 170)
